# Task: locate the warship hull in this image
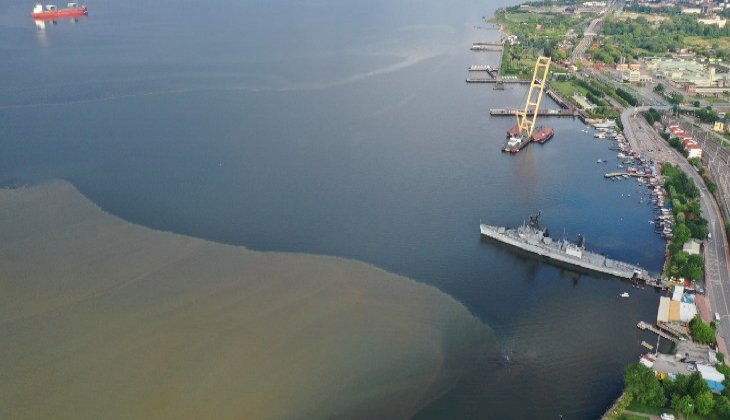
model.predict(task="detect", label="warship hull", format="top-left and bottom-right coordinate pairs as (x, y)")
top-left (480, 223), bottom-right (647, 280)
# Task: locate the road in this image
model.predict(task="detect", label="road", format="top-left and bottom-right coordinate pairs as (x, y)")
top-left (570, 0), bottom-right (622, 63)
top-left (622, 106), bottom-right (730, 352)
top-left (571, 18), bottom-right (601, 62)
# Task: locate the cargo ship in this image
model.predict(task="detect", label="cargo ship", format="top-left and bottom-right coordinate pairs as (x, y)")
top-left (531, 126), bottom-right (554, 144)
top-left (480, 212), bottom-right (649, 280)
top-left (32, 3), bottom-right (87, 20)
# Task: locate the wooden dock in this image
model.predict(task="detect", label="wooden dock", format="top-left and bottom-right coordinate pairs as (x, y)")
top-left (466, 78), bottom-right (530, 84)
top-left (490, 108), bottom-right (575, 117)
top-left (637, 321), bottom-right (678, 344)
top-left (473, 23), bottom-right (501, 30)
top-left (468, 66), bottom-right (499, 78)
top-left (470, 45), bottom-right (503, 52)
top-left (473, 40), bottom-right (503, 46)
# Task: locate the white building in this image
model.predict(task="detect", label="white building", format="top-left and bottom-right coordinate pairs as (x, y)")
top-left (682, 7), bottom-right (703, 14)
top-left (698, 16), bottom-right (727, 27)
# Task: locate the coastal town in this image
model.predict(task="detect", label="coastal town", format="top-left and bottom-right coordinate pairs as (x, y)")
top-left (473, 0), bottom-right (730, 418)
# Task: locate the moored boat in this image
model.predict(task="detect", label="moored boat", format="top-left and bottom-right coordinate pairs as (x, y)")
top-left (32, 2), bottom-right (87, 20)
top-left (502, 134), bottom-right (530, 153)
top-left (531, 126), bottom-right (554, 144)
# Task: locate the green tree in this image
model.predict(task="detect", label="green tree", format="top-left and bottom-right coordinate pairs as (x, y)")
top-left (686, 254), bottom-right (704, 280)
top-left (688, 372), bottom-right (710, 398)
top-left (665, 374), bottom-right (692, 398)
top-left (716, 395), bottom-right (730, 417)
top-left (654, 83), bottom-right (665, 93)
top-left (624, 364), bottom-right (665, 407)
top-left (674, 224), bottom-right (692, 245)
top-left (677, 212), bottom-right (686, 224)
top-left (670, 92), bottom-right (685, 105)
top-left (673, 394), bottom-right (695, 418)
top-left (690, 316), bottom-right (717, 345)
top-left (694, 390), bottom-right (714, 416)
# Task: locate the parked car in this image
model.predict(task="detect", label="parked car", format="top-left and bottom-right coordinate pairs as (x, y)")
top-left (661, 414), bottom-right (675, 420)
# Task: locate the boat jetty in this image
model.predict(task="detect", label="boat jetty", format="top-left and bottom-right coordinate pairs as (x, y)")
top-left (480, 212), bottom-right (650, 280)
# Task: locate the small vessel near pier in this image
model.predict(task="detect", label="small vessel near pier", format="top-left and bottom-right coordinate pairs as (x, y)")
top-left (480, 212), bottom-right (649, 280)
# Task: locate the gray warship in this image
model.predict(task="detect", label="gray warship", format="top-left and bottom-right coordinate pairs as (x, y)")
top-left (480, 212), bottom-right (648, 280)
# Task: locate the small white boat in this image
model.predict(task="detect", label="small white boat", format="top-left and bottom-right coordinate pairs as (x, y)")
top-left (620, 292), bottom-right (630, 298)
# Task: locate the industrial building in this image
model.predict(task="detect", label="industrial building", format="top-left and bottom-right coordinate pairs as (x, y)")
top-left (646, 59), bottom-right (730, 94)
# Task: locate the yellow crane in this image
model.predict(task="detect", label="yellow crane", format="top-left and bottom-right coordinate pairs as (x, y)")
top-left (514, 56), bottom-right (551, 138)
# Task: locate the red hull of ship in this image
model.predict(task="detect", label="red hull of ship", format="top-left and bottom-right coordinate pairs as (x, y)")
top-left (32, 7), bottom-right (87, 20)
top-left (531, 127), bottom-right (554, 144)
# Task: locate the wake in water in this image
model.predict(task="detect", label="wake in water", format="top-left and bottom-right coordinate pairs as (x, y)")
top-left (0, 52), bottom-right (440, 111)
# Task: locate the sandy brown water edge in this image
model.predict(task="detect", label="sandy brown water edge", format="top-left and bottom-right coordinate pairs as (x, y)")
top-left (0, 180), bottom-right (496, 419)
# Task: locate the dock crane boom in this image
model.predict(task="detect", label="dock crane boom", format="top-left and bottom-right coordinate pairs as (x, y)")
top-left (515, 56), bottom-right (551, 138)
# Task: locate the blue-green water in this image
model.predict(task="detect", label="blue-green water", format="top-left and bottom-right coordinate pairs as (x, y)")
top-left (0, 0), bottom-right (668, 418)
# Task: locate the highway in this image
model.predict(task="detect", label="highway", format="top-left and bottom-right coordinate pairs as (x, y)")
top-left (622, 106), bottom-right (730, 352)
top-left (571, 18), bottom-right (601, 63)
top-left (570, 0), bottom-right (622, 62)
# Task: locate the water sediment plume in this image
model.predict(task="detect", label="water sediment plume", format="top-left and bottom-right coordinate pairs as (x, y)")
top-left (0, 180), bottom-right (495, 419)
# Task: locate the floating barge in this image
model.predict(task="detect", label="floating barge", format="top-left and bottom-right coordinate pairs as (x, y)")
top-left (480, 213), bottom-right (649, 280)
